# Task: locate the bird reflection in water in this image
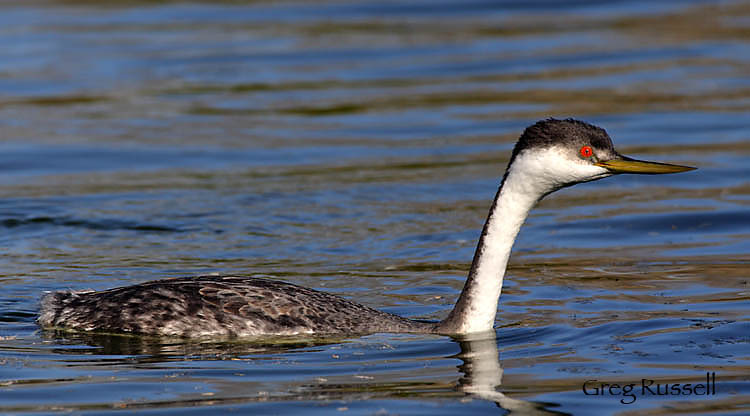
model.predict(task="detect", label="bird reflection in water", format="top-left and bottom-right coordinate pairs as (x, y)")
top-left (43, 330), bottom-right (568, 414)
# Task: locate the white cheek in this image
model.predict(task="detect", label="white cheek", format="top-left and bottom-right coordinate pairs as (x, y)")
top-left (549, 157), bottom-right (610, 183)
top-left (507, 147), bottom-right (611, 194)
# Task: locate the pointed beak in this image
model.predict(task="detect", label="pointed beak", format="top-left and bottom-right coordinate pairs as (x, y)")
top-left (595, 155), bottom-right (696, 174)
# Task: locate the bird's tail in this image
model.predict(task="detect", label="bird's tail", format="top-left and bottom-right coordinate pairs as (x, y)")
top-left (37, 290), bottom-right (91, 328)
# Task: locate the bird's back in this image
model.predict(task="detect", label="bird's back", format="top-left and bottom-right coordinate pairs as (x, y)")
top-left (38, 275), bottom-right (433, 337)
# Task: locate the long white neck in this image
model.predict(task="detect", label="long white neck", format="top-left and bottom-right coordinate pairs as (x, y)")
top-left (437, 156), bottom-right (550, 334)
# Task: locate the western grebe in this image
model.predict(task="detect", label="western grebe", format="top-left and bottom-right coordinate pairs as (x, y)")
top-left (38, 119), bottom-right (695, 337)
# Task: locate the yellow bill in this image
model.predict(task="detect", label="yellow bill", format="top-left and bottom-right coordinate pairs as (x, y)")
top-left (596, 156), bottom-right (696, 174)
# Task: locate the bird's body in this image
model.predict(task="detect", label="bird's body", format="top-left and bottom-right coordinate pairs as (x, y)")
top-left (39, 275), bottom-right (433, 337)
top-left (38, 119), bottom-right (694, 338)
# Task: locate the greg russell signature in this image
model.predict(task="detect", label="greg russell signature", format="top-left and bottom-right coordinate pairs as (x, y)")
top-left (582, 372), bottom-right (716, 404)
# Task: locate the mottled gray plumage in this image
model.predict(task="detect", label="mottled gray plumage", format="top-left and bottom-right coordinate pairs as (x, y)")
top-left (39, 275), bottom-right (435, 337)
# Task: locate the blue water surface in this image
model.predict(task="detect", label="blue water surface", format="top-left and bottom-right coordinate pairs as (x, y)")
top-left (0, 1), bottom-right (748, 415)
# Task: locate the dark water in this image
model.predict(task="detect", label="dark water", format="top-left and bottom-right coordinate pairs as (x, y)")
top-left (1, 1), bottom-right (748, 414)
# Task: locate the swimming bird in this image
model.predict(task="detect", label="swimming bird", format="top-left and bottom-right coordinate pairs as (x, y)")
top-left (38, 119), bottom-right (695, 337)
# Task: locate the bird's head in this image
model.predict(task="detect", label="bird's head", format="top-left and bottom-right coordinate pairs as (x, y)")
top-left (502, 118), bottom-right (695, 198)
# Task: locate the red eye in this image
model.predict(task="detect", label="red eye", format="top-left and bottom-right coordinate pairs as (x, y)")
top-left (579, 145), bottom-right (593, 158)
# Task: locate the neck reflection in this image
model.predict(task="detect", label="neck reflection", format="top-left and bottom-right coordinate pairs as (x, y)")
top-left (454, 331), bottom-right (569, 415)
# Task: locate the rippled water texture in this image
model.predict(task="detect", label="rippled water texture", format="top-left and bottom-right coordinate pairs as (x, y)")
top-left (0, 1), bottom-right (748, 414)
